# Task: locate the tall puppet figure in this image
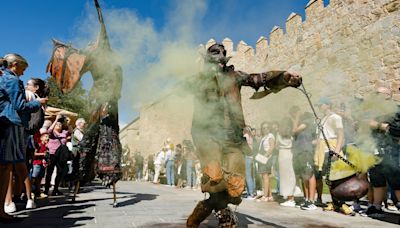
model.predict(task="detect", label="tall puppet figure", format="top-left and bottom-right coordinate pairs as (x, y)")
top-left (187, 43), bottom-right (302, 227)
top-left (46, 0), bottom-right (122, 206)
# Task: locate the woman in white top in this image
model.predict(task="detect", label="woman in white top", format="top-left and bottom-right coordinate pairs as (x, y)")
top-left (256, 122), bottom-right (275, 202)
top-left (153, 148), bottom-right (166, 184)
top-left (277, 118), bottom-right (296, 207)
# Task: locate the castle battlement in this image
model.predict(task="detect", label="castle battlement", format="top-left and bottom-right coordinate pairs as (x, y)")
top-left (202, 0), bottom-right (399, 76)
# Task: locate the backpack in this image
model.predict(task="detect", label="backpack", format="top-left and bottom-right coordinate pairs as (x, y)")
top-left (55, 144), bottom-right (72, 164)
top-left (26, 107), bottom-right (45, 135)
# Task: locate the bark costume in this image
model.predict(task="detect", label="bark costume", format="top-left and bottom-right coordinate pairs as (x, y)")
top-left (46, 0), bottom-right (122, 188)
top-left (187, 44), bottom-right (302, 227)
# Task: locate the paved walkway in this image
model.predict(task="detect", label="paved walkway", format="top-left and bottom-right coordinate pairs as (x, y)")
top-left (2, 180), bottom-right (400, 227)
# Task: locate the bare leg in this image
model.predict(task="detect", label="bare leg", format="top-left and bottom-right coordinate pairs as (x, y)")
top-left (14, 163), bottom-right (32, 200)
top-left (303, 178), bottom-right (309, 200)
top-left (0, 164), bottom-right (13, 219)
top-left (373, 186), bottom-right (387, 208)
top-left (367, 184), bottom-right (374, 204)
top-left (308, 175), bottom-right (316, 201)
top-left (24, 177), bottom-right (32, 200)
top-left (395, 190), bottom-right (400, 202)
top-left (112, 181), bottom-right (117, 208)
top-left (316, 178), bottom-right (323, 202)
top-left (73, 181), bottom-right (80, 202)
top-left (5, 171), bottom-right (13, 206)
top-left (262, 174), bottom-right (271, 198)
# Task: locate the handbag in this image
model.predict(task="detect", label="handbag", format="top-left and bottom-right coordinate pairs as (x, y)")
top-left (255, 153), bottom-right (269, 164)
top-left (255, 136), bottom-right (271, 164)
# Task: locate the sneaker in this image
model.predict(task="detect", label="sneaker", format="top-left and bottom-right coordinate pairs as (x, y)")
top-left (280, 200), bottom-right (296, 207)
top-left (362, 205), bottom-right (385, 218)
top-left (4, 202), bottom-right (16, 214)
top-left (314, 199), bottom-right (327, 207)
top-left (26, 199), bottom-right (36, 209)
top-left (350, 203), bottom-right (362, 213)
top-left (340, 204), bottom-right (355, 216)
top-left (301, 201), bottom-right (317, 211)
top-left (244, 195), bottom-right (256, 200)
top-left (296, 200), bottom-right (308, 208)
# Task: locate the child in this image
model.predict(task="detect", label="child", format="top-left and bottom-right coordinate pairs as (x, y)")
top-left (32, 133), bottom-right (49, 198)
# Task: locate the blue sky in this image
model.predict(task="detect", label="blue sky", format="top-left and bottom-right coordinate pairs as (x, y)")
top-left (0, 0), bottom-right (329, 127)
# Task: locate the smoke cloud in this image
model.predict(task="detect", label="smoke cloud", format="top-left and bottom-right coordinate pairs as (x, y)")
top-left (71, 0), bottom-right (206, 114)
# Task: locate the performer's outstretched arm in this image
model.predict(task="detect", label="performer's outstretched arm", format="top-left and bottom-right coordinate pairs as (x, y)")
top-left (237, 70), bottom-right (301, 98)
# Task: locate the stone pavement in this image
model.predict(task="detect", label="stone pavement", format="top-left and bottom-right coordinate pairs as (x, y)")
top-left (2, 180), bottom-right (400, 227)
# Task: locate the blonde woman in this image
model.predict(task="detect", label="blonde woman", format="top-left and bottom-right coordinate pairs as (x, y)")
top-left (0, 54), bottom-right (47, 218)
top-left (256, 122), bottom-right (275, 202)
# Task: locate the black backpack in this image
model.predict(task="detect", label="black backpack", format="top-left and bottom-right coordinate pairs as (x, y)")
top-left (55, 144), bottom-right (72, 164)
top-left (26, 108), bottom-right (45, 134)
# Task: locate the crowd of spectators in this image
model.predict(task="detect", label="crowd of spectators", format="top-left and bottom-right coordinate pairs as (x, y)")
top-left (0, 53), bottom-right (87, 221)
top-left (123, 138), bottom-right (201, 190)
top-left (239, 87), bottom-right (400, 219)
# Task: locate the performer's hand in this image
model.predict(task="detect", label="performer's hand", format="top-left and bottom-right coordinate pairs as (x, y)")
top-left (284, 71), bottom-right (302, 87)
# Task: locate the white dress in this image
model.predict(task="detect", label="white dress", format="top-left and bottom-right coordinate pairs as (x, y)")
top-left (277, 134), bottom-right (296, 197)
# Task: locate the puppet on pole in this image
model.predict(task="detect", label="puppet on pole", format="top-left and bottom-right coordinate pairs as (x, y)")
top-left (46, 0), bottom-right (123, 207)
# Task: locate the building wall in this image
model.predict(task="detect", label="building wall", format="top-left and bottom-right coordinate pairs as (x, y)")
top-left (120, 118), bottom-right (140, 153)
top-left (120, 0), bottom-right (400, 156)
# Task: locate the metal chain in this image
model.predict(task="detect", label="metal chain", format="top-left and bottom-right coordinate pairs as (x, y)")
top-left (297, 84), bottom-right (357, 186)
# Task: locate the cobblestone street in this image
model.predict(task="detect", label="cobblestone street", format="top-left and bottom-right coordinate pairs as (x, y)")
top-left (1, 180), bottom-right (399, 227)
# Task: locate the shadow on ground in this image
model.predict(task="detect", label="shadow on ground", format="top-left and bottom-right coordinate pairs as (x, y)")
top-left (369, 211), bottom-right (400, 225)
top-left (1, 204), bottom-right (95, 228)
top-left (0, 185), bottom-right (158, 227)
top-left (141, 211), bottom-right (285, 228)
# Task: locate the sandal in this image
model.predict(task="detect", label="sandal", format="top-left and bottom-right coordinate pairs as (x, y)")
top-left (256, 196), bottom-right (268, 202)
top-left (257, 196), bottom-right (274, 202)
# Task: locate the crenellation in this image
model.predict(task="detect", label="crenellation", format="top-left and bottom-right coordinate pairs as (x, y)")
top-left (222, 38), bottom-right (234, 56)
top-left (330, 0), bottom-right (344, 7)
top-left (305, 0), bottom-right (325, 20)
top-left (286, 13), bottom-right (302, 37)
top-left (237, 40), bottom-right (251, 54)
top-left (269, 26), bottom-right (283, 46)
top-left (206, 38), bottom-right (216, 49)
top-left (255, 36), bottom-right (268, 58)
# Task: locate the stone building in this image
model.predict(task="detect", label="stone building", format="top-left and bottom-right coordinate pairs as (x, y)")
top-left (121, 0), bottom-right (400, 156)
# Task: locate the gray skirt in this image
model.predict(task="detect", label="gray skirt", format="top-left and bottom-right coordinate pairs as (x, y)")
top-left (0, 120), bottom-right (26, 164)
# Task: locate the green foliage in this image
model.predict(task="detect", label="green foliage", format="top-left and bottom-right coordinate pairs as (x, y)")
top-left (46, 76), bottom-right (90, 120)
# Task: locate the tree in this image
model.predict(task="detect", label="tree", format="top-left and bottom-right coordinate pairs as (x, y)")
top-left (46, 76), bottom-right (90, 120)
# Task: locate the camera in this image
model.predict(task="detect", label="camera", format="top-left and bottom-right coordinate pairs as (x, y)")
top-left (58, 115), bottom-right (66, 123)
